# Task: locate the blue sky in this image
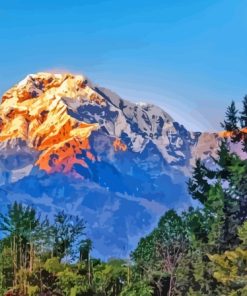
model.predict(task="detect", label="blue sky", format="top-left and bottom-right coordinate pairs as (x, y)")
top-left (0, 0), bottom-right (247, 131)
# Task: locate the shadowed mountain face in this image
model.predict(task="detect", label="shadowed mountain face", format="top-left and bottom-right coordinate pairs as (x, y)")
top-left (0, 72), bottom-right (220, 258)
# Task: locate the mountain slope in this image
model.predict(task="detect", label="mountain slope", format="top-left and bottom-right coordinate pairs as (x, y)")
top-left (0, 72), bottom-right (220, 257)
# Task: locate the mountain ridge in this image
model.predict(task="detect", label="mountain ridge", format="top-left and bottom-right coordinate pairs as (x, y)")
top-left (0, 72), bottom-right (220, 257)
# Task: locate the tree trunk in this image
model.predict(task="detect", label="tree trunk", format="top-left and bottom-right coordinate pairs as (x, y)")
top-left (168, 275), bottom-right (175, 296)
top-left (88, 253), bottom-right (91, 286)
top-left (13, 236), bottom-right (17, 288)
top-left (29, 243), bottom-right (33, 272)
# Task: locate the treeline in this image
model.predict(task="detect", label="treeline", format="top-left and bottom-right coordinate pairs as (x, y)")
top-left (1, 96), bottom-right (247, 295)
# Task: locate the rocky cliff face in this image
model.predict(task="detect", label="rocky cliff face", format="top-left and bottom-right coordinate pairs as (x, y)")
top-left (0, 72), bottom-right (220, 257)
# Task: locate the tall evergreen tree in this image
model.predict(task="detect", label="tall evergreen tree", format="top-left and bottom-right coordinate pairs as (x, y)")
top-left (221, 100), bottom-right (247, 149)
top-left (240, 95), bottom-right (247, 128)
top-left (221, 101), bottom-right (239, 131)
top-left (187, 159), bottom-right (215, 204)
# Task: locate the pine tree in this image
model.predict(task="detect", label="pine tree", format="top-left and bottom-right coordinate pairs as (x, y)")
top-left (188, 159), bottom-right (215, 204)
top-left (221, 101), bottom-right (239, 131)
top-left (221, 101), bottom-right (245, 147)
top-left (240, 95), bottom-right (247, 128)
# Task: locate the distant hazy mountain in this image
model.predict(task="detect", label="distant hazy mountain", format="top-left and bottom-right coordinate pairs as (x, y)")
top-left (0, 73), bottom-right (220, 258)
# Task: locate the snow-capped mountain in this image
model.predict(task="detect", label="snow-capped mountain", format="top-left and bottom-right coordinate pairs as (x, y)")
top-left (0, 72), bottom-right (220, 257)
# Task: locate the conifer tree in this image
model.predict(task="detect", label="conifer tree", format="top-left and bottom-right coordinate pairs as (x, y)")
top-left (221, 101), bottom-right (239, 131)
top-left (188, 159), bottom-right (215, 204)
top-left (240, 95), bottom-right (247, 128)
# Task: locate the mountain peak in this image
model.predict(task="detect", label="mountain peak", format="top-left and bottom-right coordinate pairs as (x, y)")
top-left (0, 72), bottom-right (109, 177)
top-left (0, 72), bottom-right (220, 177)
top-left (3, 72), bottom-right (98, 103)
top-left (0, 72), bottom-right (221, 257)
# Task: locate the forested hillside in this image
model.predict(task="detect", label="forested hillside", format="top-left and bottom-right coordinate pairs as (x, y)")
top-left (1, 97), bottom-right (247, 295)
